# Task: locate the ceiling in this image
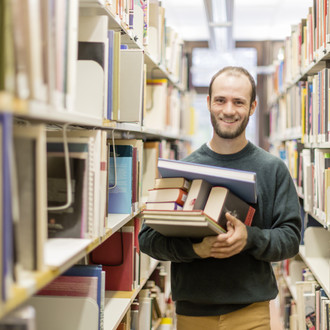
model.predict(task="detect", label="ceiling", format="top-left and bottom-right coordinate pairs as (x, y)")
top-left (161, 0), bottom-right (312, 45)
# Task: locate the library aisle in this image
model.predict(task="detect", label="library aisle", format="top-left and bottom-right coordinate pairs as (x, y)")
top-left (1, 0), bottom-right (330, 329)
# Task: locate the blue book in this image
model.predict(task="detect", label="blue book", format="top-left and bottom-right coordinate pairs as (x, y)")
top-left (108, 144), bottom-right (133, 214)
top-left (157, 158), bottom-right (257, 204)
top-left (63, 264), bottom-right (103, 330)
top-left (107, 30), bottom-right (114, 120)
top-left (0, 113), bottom-right (14, 301)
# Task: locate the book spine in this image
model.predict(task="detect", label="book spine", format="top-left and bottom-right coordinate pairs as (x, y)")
top-left (244, 207), bottom-right (256, 227)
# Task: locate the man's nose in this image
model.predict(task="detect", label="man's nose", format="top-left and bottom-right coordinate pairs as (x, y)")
top-left (222, 102), bottom-right (235, 115)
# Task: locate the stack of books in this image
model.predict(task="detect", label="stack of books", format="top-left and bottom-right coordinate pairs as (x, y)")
top-left (145, 177), bottom-right (191, 211)
top-left (141, 158), bottom-right (257, 238)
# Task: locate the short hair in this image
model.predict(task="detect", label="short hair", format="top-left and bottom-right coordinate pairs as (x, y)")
top-left (208, 66), bottom-right (256, 106)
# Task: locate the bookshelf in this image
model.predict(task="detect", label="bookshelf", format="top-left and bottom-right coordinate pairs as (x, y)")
top-left (0, 0), bottom-right (191, 328)
top-left (267, 1), bottom-right (330, 327)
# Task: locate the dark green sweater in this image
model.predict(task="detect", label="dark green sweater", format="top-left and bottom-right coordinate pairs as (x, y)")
top-left (138, 142), bottom-right (302, 316)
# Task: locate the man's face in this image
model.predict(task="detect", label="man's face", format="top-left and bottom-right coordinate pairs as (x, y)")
top-left (207, 73), bottom-right (256, 140)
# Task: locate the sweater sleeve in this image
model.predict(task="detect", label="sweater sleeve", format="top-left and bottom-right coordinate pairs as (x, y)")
top-left (138, 223), bottom-right (202, 263)
top-left (244, 162), bottom-right (302, 262)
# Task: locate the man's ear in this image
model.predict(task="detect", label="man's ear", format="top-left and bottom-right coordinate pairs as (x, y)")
top-left (207, 95), bottom-right (210, 111)
top-left (250, 100), bottom-right (257, 116)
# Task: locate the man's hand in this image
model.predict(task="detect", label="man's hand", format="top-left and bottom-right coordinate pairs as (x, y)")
top-left (193, 212), bottom-right (248, 259)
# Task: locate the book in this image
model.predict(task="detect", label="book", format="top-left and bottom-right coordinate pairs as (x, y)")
top-left (29, 296), bottom-right (98, 330)
top-left (154, 177), bottom-right (191, 191)
top-left (146, 188), bottom-right (187, 206)
top-left (142, 141), bottom-right (160, 198)
top-left (46, 143), bottom-right (89, 239)
top-left (145, 202), bottom-right (183, 210)
top-left (1, 113), bottom-right (14, 301)
top-left (90, 226), bottom-right (135, 291)
top-left (114, 139), bottom-right (144, 212)
top-left (108, 144), bottom-right (134, 214)
top-left (118, 48), bottom-right (144, 123)
top-left (75, 15), bottom-right (109, 120)
top-left (183, 179), bottom-right (212, 211)
top-left (37, 276), bottom-right (98, 302)
top-left (141, 210), bottom-right (226, 238)
top-left (63, 264), bottom-right (103, 330)
top-left (157, 158), bottom-right (257, 204)
top-left (204, 186), bottom-right (255, 230)
top-left (13, 124), bottom-right (47, 272)
top-left (47, 129), bottom-right (105, 238)
top-left (144, 79), bottom-right (168, 131)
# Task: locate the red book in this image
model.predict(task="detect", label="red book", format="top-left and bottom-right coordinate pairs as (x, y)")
top-left (204, 186), bottom-right (255, 231)
top-left (90, 227), bottom-right (134, 291)
top-left (146, 188), bottom-right (187, 206)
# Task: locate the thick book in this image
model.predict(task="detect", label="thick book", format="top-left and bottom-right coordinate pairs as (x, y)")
top-left (46, 142), bottom-right (89, 239)
top-left (108, 144), bottom-right (133, 214)
top-left (145, 201), bottom-right (183, 210)
top-left (63, 264), bottom-right (103, 330)
top-left (146, 188), bottom-right (187, 206)
top-left (118, 48), bottom-right (144, 123)
top-left (157, 158), bottom-right (257, 204)
top-left (29, 296), bottom-right (98, 330)
top-left (141, 210), bottom-right (226, 238)
top-left (183, 179), bottom-right (212, 211)
top-left (204, 186), bottom-right (255, 231)
top-left (13, 124), bottom-right (47, 272)
top-left (90, 227), bottom-right (134, 291)
top-left (154, 177), bottom-right (191, 191)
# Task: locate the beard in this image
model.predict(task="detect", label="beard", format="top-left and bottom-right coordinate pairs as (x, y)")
top-left (210, 110), bottom-right (250, 139)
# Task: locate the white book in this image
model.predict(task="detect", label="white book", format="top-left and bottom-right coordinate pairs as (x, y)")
top-left (119, 49), bottom-right (144, 123)
top-left (75, 15), bottom-right (109, 120)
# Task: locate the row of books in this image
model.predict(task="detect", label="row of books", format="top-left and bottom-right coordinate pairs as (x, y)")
top-left (272, 138), bottom-right (330, 228)
top-left (276, 259), bottom-right (330, 330)
top-left (269, 66), bottom-right (330, 145)
top-left (0, 253), bottom-right (168, 330)
top-left (96, 0), bottom-right (187, 83)
top-left (0, 112), bottom-right (190, 305)
top-left (271, 0), bottom-right (330, 91)
top-left (0, 0), bottom-right (190, 132)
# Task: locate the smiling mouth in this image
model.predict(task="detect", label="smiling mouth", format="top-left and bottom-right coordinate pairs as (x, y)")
top-left (221, 118), bottom-right (238, 124)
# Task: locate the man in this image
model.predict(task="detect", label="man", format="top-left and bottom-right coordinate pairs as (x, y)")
top-left (138, 66), bottom-right (301, 329)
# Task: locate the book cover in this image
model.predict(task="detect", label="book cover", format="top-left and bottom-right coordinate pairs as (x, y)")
top-left (13, 125), bottom-right (47, 274)
top-left (107, 29), bottom-right (114, 120)
top-left (108, 144), bottom-right (133, 214)
top-left (75, 15), bottom-right (109, 120)
top-left (13, 125), bottom-right (47, 272)
top-left (157, 158), bottom-right (257, 204)
top-left (144, 79), bottom-right (168, 131)
top-left (47, 155), bottom-right (88, 239)
top-left (142, 141), bottom-right (160, 198)
top-left (114, 139), bottom-right (144, 210)
top-left (147, 188), bottom-right (187, 206)
top-left (37, 275), bottom-right (98, 302)
top-left (154, 177), bottom-right (191, 191)
top-left (47, 130), bottom-right (104, 238)
top-left (90, 227), bottom-right (134, 291)
top-left (183, 179), bottom-right (212, 211)
top-left (119, 48), bottom-right (144, 123)
top-left (1, 113), bottom-right (14, 301)
top-left (46, 139), bottom-right (93, 239)
top-left (29, 296), bottom-right (98, 330)
top-left (204, 186), bottom-right (255, 231)
top-left (141, 210), bottom-right (226, 238)
top-left (145, 201), bottom-right (183, 210)
top-left (63, 264), bottom-right (103, 329)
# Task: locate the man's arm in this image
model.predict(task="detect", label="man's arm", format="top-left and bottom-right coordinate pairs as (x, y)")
top-left (138, 223), bottom-right (202, 263)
